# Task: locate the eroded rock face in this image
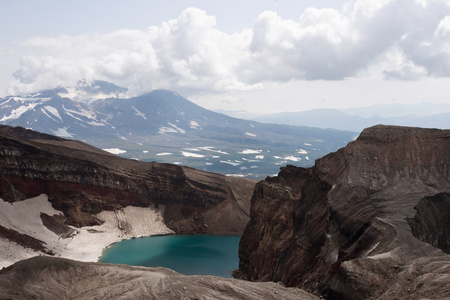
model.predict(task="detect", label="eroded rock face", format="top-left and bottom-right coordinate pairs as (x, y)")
top-left (235, 125), bottom-right (450, 299)
top-left (0, 125), bottom-right (255, 234)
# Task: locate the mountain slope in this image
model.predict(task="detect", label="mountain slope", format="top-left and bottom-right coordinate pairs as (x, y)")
top-left (0, 84), bottom-right (357, 178)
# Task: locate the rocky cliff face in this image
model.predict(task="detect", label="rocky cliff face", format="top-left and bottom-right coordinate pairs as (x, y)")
top-left (235, 125), bottom-right (450, 299)
top-left (0, 125), bottom-right (255, 236)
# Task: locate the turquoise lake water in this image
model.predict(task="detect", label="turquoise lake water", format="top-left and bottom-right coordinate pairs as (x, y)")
top-left (99, 235), bottom-right (240, 278)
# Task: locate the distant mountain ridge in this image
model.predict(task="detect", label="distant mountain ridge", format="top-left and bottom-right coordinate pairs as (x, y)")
top-left (254, 105), bottom-right (450, 132)
top-left (0, 81), bottom-right (357, 178)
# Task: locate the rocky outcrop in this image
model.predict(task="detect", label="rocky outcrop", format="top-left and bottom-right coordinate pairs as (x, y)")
top-left (235, 125), bottom-right (450, 299)
top-left (0, 256), bottom-right (319, 300)
top-left (0, 125), bottom-right (255, 234)
top-left (407, 192), bottom-right (450, 254)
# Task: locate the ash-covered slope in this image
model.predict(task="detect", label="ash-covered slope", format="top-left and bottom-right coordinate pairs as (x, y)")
top-left (235, 125), bottom-right (450, 299)
top-left (0, 125), bottom-right (255, 237)
top-left (0, 256), bottom-right (318, 300)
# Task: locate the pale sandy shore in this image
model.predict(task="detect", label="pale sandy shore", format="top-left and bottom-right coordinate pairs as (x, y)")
top-left (0, 194), bottom-right (174, 269)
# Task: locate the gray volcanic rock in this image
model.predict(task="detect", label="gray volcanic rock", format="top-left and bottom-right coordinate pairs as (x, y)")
top-left (0, 125), bottom-right (255, 236)
top-left (235, 125), bottom-right (450, 299)
top-left (0, 256), bottom-right (318, 300)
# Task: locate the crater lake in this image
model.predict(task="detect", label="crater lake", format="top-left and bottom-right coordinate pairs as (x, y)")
top-left (99, 235), bottom-right (240, 278)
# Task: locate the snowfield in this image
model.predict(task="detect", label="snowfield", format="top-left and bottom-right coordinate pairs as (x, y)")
top-left (0, 195), bottom-right (173, 268)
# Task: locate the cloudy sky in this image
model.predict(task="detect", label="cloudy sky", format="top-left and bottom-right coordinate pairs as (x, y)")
top-left (1, 0), bottom-right (450, 115)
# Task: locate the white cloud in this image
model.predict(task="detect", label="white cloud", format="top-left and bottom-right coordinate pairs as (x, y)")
top-left (435, 15), bottom-right (450, 38)
top-left (352, 0), bottom-right (395, 19)
top-left (381, 46), bottom-right (428, 80)
top-left (6, 2), bottom-right (450, 95)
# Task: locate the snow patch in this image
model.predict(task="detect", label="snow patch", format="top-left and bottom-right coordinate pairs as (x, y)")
top-left (51, 127), bottom-right (74, 138)
top-left (297, 149), bottom-right (308, 154)
top-left (239, 149), bottom-right (262, 154)
top-left (87, 120), bottom-right (106, 126)
top-left (190, 120), bottom-right (202, 129)
top-left (159, 126), bottom-right (178, 134)
top-left (245, 132), bottom-right (256, 137)
top-left (220, 160), bottom-right (243, 166)
top-left (242, 158), bottom-right (259, 162)
top-left (0, 103), bottom-right (38, 122)
top-left (63, 111), bottom-right (84, 122)
top-left (255, 155), bottom-right (264, 159)
top-left (103, 148), bottom-right (127, 154)
top-left (159, 122), bottom-right (186, 134)
top-left (199, 147), bottom-right (229, 155)
top-left (284, 156), bottom-right (301, 162)
top-left (63, 105), bottom-right (97, 120)
top-left (41, 108), bottom-right (60, 122)
top-left (181, 151), bottom-right (205, 158)
top-left (156, 152), bottom-right (173, 156)
top-left (44, 106), bottom-right (62, 121)
top-left (183, 148), bottom-right (200, 151)
top-left (132, 106), bottom-right (147, 120)
top-left (168, 123), bottom-right (185, 134)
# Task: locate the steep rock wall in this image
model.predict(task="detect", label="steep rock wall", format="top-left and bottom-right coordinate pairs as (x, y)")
top-left (0, 126), bottom-right (255, 234)
top-left (235, 125), bottom-right (450, 299)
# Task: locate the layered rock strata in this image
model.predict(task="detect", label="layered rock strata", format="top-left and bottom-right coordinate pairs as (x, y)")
top-left (0, 125), bottom-right (254, 233)
top-left (0, 125), bottom-right (255, 266)
top-left (235, 125), bottom-right (450, 299)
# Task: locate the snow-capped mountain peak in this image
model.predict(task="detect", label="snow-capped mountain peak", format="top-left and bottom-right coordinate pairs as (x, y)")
top-left (58, 80), bottom-right (129, 102)
top-left (0, 81), bottom-right (355, 178)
